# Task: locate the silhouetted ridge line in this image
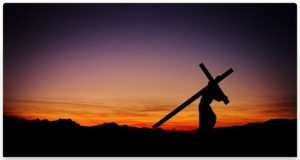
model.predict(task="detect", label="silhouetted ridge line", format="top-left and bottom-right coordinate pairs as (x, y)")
top-left (3, 115), bottom-right (296, 157)
top-left (3, 115), bottom-right (296, 131)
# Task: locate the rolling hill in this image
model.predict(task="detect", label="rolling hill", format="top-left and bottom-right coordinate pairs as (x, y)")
top-left (3, 116), bottom-right (297, 157)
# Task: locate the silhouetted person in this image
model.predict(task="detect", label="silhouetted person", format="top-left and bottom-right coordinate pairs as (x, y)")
top-left (199, 80), bottom-right (227, 130)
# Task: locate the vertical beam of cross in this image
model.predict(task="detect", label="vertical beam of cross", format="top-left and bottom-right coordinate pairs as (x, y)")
top-left (199, 63), bottom-right (230, 105)
top-left (199, 63), bottom-right (214, 81)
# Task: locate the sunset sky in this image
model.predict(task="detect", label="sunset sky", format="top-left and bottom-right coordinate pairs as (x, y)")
top-left (4, 4), bottom-right (296, 131)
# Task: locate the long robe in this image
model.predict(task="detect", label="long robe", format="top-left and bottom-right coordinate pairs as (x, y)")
top-left (199, 95), bottom-right (216, 130)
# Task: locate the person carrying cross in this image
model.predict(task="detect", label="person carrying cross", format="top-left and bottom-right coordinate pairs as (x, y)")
top-left (198, 79), bottom-right (229, 130)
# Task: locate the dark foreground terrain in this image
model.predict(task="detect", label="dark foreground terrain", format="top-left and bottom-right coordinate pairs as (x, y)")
top-left (4, 116), bottom-right (297, 157)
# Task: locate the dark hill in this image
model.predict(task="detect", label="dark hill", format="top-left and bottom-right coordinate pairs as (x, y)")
top-left (3, 116), bottom-right (296, 157)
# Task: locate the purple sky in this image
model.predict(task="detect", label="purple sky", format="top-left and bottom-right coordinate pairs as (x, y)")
top-left (4, 4), bottom-right (297, 129)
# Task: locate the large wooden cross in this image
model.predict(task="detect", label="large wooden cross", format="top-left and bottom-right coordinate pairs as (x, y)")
top-left (152, 63), bottom-right (234, 129)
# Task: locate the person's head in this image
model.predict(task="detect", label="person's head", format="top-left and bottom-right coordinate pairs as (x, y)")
top-left (207, 81), bottom-right (227, 102)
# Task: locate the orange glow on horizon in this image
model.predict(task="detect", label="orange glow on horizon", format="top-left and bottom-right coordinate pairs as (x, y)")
top-left (4, 96), bottom-right (296, 131)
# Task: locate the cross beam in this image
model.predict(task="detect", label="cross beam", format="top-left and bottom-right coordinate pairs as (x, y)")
top-left (199, 63), bottom-right (229, 105)
top-left (152, 63), bottom-right (233, 129)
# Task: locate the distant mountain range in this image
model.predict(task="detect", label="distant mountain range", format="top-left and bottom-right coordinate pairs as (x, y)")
top-left (3, 116), bottom-right (297, 157)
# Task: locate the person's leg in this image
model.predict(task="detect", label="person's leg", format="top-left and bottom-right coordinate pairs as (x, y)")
top-left (199, 103), bottom-right (209, 130)
top-left (209, 110), bottom-right (217, 129)
top-left (200, 104), bottom-right (216, 130)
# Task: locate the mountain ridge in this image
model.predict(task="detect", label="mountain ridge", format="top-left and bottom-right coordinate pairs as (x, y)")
top-left (4, 115), bottom-right (296, 131)
top-left (4, 115), bottom-right (297, 157)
